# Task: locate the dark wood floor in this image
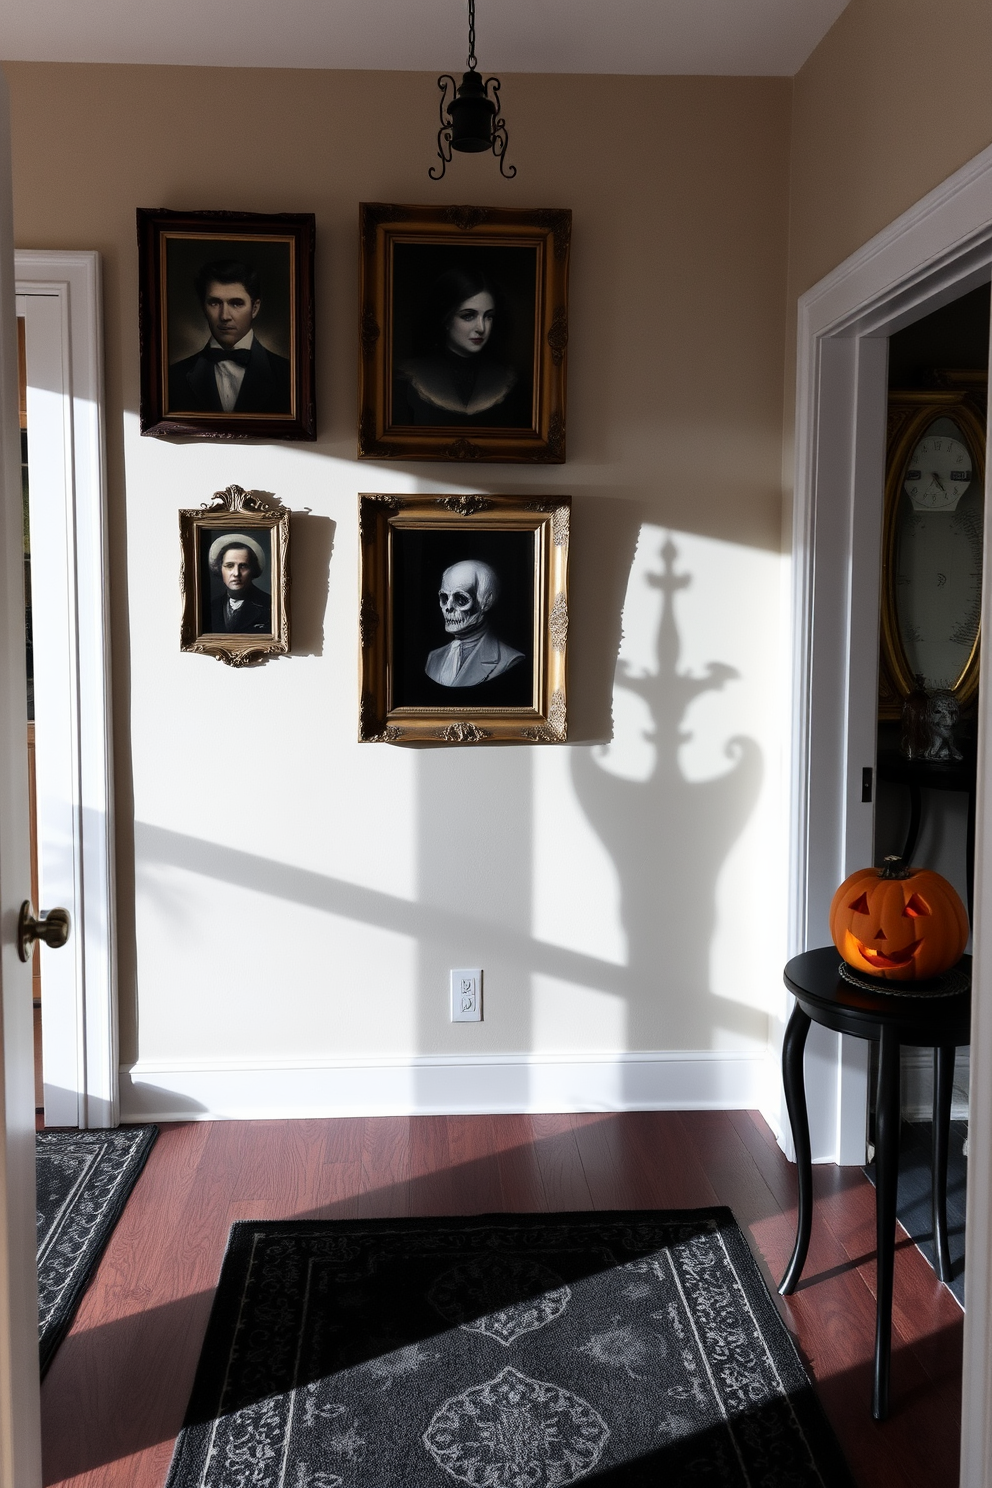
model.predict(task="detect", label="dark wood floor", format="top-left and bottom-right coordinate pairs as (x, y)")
top-left (40, 1111), bottom-right (963, 1488)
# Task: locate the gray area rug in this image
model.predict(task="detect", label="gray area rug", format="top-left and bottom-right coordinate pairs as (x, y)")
top-left (36, 1125), bottom-right (158, 1374)
top-left (167, 1208), bottom-right (854, 1487)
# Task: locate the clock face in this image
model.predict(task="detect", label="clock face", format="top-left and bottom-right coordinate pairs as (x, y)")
top-left (894, 417), bottom-right (983, 692)
top-left (903, 427), bottom-right (973, 511)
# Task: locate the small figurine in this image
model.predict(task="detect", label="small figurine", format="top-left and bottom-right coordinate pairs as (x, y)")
top-left (926, 689), bottom-right (963, 761)
top-left (900, 676), bottom-right (962, 761)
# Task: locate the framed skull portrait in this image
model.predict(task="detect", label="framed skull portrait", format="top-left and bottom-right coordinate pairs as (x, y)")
top-left (358, 493), bottom-right (569, 743)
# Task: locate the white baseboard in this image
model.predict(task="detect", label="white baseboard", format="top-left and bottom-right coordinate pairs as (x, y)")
top-left (901, 1047), bottom-right (970, 1123)
top-left (120, 1049), bottom-right (769, 1123)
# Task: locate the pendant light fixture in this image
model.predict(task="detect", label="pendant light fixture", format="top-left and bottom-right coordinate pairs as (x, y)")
top-left (429, 0), bottom-right (516, 180)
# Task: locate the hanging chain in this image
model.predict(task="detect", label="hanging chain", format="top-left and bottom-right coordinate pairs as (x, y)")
top-left (467, 0), bottom-right (477, 70)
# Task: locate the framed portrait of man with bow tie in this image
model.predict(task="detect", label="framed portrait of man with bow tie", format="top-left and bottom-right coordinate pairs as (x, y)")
top-left (138, 208), bottom-right (316, 440)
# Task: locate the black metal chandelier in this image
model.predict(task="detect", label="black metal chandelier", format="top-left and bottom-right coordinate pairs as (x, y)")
top-left (429, 0), bottom-right (515, 181)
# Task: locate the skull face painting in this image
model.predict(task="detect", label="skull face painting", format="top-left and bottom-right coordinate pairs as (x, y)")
top-left (438, 560), bottom-right (497, 640)
top-left (425, 558), bottom-right (524, 688)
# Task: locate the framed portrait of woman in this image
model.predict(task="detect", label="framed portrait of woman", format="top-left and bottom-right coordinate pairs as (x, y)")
top-left (358, 493), bottom-right (570, 743)
top-left (358, 204), bottom-right (571, 463)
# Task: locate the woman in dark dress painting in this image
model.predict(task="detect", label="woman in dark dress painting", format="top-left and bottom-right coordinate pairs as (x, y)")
top-left (393, 267), bottom-right (529, 427)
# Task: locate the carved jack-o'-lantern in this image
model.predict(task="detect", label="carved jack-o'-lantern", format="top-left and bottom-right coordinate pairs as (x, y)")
top-left (829, 856), bottom-right (969, 981)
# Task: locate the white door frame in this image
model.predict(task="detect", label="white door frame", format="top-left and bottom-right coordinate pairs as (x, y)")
top-left (787, 143), bottom-right (992, 1486)
top-left (16, 252), bottom-right (116, 1128)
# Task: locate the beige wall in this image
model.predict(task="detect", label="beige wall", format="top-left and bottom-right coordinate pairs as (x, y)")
top-left (790, 0), bottom-right (992, 300)
top-left (4, 63), bottom-right (791, 1109)
top-left (780, 0), bottom-right (992, 634)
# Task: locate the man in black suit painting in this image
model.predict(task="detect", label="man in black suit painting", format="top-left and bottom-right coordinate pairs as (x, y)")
top-left (168, 259), bottom-right (292, 415)
top-left (207, 535), bottom-right (272, 634)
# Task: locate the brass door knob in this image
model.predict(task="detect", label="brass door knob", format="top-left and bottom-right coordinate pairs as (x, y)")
top-left (17, 901), bottom-right (70, 963)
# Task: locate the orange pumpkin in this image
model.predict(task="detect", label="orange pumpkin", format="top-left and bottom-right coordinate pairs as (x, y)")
top-left (829, 856), bottom-right (969, 981)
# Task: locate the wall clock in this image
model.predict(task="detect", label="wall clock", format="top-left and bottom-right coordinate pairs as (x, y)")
top-left (879, 382), bottom-right (987, 719)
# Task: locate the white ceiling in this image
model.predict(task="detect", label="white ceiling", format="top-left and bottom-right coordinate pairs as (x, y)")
top-left (0, 0), bottom-right (851, 76)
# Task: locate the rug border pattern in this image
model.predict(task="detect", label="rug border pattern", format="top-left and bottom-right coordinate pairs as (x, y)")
top-left (167, 1208), bottom-right (854, 1488)
top-left (36, 1125), bottom-right (158, 1373)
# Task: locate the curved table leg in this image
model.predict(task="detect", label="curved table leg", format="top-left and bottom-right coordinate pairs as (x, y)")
top-left (873, 1024), bottom-right (901, 1421)
top-left (932, 1045), bottom-right (955, 1284)
top-left (778, 1002), bottom-right (812, 1297)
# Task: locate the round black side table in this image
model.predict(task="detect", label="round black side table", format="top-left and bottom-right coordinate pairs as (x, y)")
top-left (778, 947), bottom-right (971, 1421)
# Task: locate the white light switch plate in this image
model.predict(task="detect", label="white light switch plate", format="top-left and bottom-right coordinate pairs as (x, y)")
top-left (450, 968), bottom-right (483, 1022)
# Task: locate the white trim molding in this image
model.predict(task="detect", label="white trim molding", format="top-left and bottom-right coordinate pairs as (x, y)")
top-left (16, 252), bottom-right (117, 1129)
top-left (120, 1049), bottom-right (769, 1123)
top-left (787, 141), bottom-right (992, 1488)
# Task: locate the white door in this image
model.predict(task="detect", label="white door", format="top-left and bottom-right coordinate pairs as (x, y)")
top-left (0, 71), bottom-right (43, 1488)
top-left (16, 255), bottom-right (116, 1130)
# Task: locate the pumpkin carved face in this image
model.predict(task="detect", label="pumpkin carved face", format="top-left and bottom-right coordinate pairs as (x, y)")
top-left (829, 858), bottom-right (968, 981)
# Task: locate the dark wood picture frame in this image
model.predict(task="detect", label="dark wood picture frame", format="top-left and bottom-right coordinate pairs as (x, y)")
top-left (358, 204), bottom-right (570, 463)
top-left (180, 485), bottom-right (290, 667)
top-left (359, 492), bottom-right (569, 744)
top-left (138, 208), bottom-right (316, 440)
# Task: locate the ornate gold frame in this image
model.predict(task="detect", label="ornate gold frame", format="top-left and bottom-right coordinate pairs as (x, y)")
top-left (179, 485), bottom-right (290, 667)
top-left (359, 493), bottom-right (569, 743)
top-left (879, 387), bottom-right (986, 717)
top-left (358, 203), bottom-right (570, 463)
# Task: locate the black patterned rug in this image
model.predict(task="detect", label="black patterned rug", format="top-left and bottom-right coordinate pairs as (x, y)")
top-left (167, 1209), bottom-right (853, 1487)
top-left (36, 1125), bottom-right (158, 1374)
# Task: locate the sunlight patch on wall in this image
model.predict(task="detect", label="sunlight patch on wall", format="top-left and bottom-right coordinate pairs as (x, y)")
top-left (576, 523), bottom-right (784, 1035)
top-left (589, 524), bottom-right (781, 785)
top-left (531, 975), bottom-right (627, 1055)
top-left (121, 415), bottom-right (784, 1061)
top-left (667, 533), bottom-right (781, 784)
top-left (134, 861), bottom-right (418, 1062)
top-left (710, 805), bottom-right (787, 1020)
top-left (658, 530), bottom-right (784, 1021)
top-left (122, 410), bottom-right (503, 495)
top-left (591, 523), bottom-right (664, 783)
top-left (595, 687), bottom-right (656, 783)
top-left (531, 749), bottom-right (626, 965)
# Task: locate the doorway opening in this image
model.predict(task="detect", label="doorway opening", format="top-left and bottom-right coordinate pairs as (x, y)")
top-left (858, 285), bottom-right (990, 1288)
top-left (787, 142), bottom-right (992, 1485)
top-left (786, 205), bottom-right (992, 1171)
top-left (873, 284), bottom-right (989, 1130)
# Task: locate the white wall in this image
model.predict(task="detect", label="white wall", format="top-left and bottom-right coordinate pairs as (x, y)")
top-left (5, 65), bottom-right (792, 1119)
top-left (121, 449), bottom-right (786, 1119)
